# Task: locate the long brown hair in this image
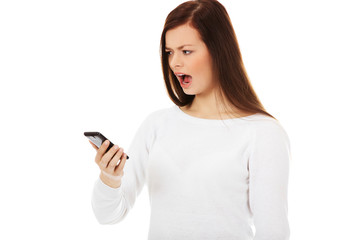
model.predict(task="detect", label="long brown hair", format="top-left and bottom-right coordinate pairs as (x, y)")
top-left (160, 0), bottom-right (276, 120)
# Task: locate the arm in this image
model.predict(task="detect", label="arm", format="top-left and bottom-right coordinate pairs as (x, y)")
top-left (91, 113), bottom-right (155, 224)
top-left (248, 120), bottom-right (291, 240)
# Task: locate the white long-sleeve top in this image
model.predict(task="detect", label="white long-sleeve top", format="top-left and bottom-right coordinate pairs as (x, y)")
top-left (92, 105), bottom-right (291, 240)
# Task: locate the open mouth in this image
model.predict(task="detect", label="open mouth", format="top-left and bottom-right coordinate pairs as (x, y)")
top-left (176, 73), bottom-right (192, 84)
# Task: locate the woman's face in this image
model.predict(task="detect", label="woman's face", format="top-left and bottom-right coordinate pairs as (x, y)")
top-left (165, 23), bottom-right (218, 96)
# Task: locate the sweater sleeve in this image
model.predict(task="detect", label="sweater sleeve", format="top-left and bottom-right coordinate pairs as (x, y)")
top-left (248, 120), bottom-right (291, 240)
top-left (91, 113), bottom-right (155, 224)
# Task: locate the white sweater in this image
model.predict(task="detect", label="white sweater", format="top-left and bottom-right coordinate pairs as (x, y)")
top-left (92, 105), bottom-right (291, 240)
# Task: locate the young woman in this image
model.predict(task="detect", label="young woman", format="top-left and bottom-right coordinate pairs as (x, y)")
top-left (89, 0), bottom-right (291, 239)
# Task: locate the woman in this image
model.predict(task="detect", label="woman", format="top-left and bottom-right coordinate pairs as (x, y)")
top-left (89, 0), bottom-right (291, 239)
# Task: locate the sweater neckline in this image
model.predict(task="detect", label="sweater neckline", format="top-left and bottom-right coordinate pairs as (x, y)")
top-left (173, 105), bottom-right (261, 126)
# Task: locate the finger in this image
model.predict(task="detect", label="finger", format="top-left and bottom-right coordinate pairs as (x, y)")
top-left (114, 152), bottom-right (128, 176)
top-left (95, 140), bottom-right (110, 164)
top-left (99, 144), bottom-right (119, 168)
top-left (107, 147), bottom-right (124, 169)
top-left (89, 140), bottom-right (99, 150)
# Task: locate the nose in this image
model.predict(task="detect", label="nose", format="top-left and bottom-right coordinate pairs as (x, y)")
top-left (169, 52), bottom-right (183, 70)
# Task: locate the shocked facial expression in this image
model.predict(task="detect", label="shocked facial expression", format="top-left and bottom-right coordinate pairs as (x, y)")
top-left (165, 23), bottom-right (218, 96)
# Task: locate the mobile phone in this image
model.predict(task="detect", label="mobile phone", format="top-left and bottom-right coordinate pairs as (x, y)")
top-left (84, 132), bottom-right (129, 159)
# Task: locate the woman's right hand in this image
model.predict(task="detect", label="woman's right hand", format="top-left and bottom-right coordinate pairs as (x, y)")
top-left (89, 140), bottom-right (128, 188)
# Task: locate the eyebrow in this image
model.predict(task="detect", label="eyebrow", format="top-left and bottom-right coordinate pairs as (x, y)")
top-left (165, 44), bottom-right (194, 50)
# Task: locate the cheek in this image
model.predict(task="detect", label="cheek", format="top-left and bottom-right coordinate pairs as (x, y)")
top-left (191, 53), bottom-right (213, 82)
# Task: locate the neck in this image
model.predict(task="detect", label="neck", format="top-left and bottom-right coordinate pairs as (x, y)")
top-left (182, 88), bottom-right (253, 119)
top-left (185, 89), bottom-right (235, 117)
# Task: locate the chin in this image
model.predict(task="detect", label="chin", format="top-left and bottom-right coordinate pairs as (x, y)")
top-left (183, 89), bottom-right (196, 95)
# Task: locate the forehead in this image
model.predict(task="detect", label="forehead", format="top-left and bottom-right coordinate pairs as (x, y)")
top-left (165, 23), bottom-right (202, 47)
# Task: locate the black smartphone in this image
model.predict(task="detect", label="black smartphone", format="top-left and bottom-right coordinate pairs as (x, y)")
top-left (84, 132), bottom-right (129, 159)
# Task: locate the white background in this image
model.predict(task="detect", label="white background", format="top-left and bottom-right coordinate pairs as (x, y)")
top-left (1, 0), bottom-right (359, 239)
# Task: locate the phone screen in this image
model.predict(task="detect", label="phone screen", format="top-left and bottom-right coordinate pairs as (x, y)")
top-left (84, 132), bottom-right (129, 159)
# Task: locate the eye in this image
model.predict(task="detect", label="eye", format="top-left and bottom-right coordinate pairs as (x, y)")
top-left (183, 50), bottom-right (192, 55)
top-left (165, 51), bottom-right (172, 56)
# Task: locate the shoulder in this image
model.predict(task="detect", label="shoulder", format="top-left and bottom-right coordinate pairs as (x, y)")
top-left (246, 114), bottom-right (292, 167)
top-left (143, 106), bottom-right (174, 122)
top-left (248, 114), bottom-right (291, 148)
top-left (139, 106), bottom-right (175, 130)
top-left (247, 113), bottom-right (287, 132)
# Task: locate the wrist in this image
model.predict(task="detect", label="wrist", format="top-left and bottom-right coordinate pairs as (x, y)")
top-left (99, 171), bottom-right (122, 189)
